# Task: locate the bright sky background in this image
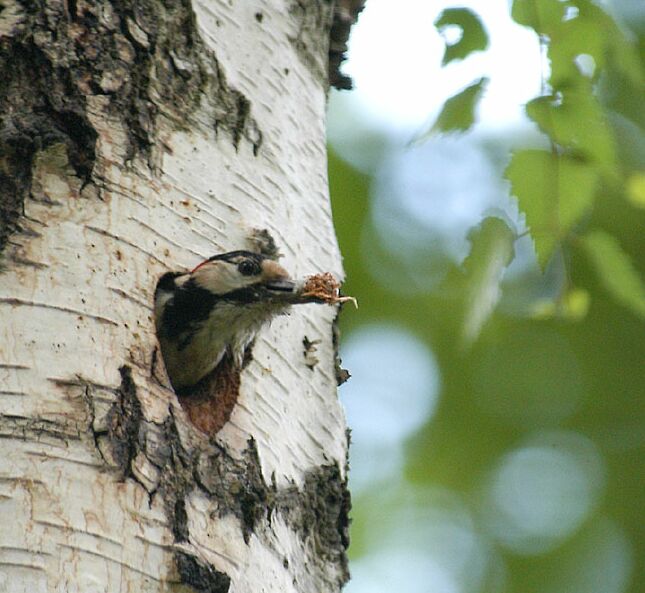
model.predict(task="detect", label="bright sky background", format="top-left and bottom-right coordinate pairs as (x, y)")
top-left (330, 0), bottom-right (544, 135)
top-left (329, 0), bottom-right (550, 281)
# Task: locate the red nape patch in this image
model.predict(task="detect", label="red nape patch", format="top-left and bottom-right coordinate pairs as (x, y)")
top-left (177, 353), bottom-right (242, 435)
top-left (190, 258), bottom-right (211, 274)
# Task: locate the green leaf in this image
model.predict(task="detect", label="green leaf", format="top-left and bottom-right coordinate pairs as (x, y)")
top-left (569, 0), bottom-right (644, 87)
top-left (421, 77), bottom-right (488, 138)
top-left (605, 29), bottom-right (644, 88)
top-left (461, 217), bottom-right (516, 345)
top-left (548, 17), bottom-right (607, 86)
top-left (514, 0), bottom-right (643, 90)
top-left (507, 150), bottom-right (556, 269)
top-left (511, 0), bottom-right (565, 35)
top-left (526, 85), bottom-right (617, 177)
top-left (581, 231), bottom-right (645, 318)
top-left (557, 158), bottom-right (598, 229)
top-left (506, 150), bottom-right (599, 269)
top-left (435, 8), bottom-right (489, 66)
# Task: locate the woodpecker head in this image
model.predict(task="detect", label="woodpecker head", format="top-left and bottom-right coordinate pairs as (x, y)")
top-left (154, 250), bottom-right (298, 391)
top-left (155, 251), bottom-right (296, 319)
top-left (189, 250), bottom-right (295, 298)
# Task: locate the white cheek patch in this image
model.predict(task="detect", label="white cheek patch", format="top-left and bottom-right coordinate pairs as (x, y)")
top-left (193, 262), bottom-right (258, 294)
top-left (154, 290), bottom-right (174, 328)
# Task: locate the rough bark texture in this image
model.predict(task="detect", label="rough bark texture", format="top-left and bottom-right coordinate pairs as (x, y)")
top-left (328, 0), bottom-right (366, 90)
top-left (0, 1), bottom-right (350, 591)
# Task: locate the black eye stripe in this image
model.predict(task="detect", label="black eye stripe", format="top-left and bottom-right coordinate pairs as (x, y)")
top-left (208, 250), bottom-right (264, 263)
top-left (202, 250), bottom-right (265, 275)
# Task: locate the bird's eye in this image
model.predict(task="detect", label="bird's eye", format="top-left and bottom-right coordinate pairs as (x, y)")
top-left (238, 259), bottom-right (260, 276)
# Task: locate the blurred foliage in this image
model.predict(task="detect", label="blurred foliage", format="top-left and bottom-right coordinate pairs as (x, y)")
top-left (423, 7), bottom-right (490, 138)
top-left (581, 231), bottom-right (645, 318)
top-left (435, 7), bottom-right (489, 66)
top-left (417, 77), bottom-right (489, 138)
top-left (329, 0), bottom-right (645, 592)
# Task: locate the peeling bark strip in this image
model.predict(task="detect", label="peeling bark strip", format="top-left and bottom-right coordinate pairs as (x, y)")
top-left (328, 0), bottom-right (367, 90)
top-left (0, 412), bottom-right (84, 443)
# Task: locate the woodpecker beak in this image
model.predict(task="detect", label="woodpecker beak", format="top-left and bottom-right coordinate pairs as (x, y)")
top-left (264, 279), bottom-right (295, 292)
top-left (261, 260), bottom-right (295, 293)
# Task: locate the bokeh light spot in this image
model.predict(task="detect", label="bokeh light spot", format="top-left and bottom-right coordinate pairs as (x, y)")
top-left (349, 486), bottom-right (491, 593)
top-left (372, 138), bottom-right (511, 261)
top-left (483, 432), bottom-right (606, 554)
top-left (545, 518), bottom-right (633, 593)
top-left (341, 325), bottom-right (440, 445)
top-left (347, 550), bottom-right (459, 593)
top-left (341, 325), bottom-right (441, 490)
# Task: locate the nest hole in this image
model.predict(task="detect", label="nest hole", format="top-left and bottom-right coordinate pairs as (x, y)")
top-left (154, 338), bottom-right (254, 437)
top-left (173, 345), bottom-right (254, 435)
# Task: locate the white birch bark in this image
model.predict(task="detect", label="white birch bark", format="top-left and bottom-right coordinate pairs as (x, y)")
top-left (0, 1), bottom-right (352, 591)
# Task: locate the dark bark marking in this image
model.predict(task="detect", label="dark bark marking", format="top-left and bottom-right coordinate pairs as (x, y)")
top-left (175, 552), bottom-right (231, 593)
top-left (195, 438), bottom-right (271, 544)
top-left (232, 94), bottom-right (250, 151)
top-left (107, 365), bottom-right (144, 479)
top-left (247, 228), bottom-right (282, 260)
top-left (332, 311), bottom-right (351, 385)
top-left (278, 463), bottom-right (351, 581)
top-left (196, 439), bottom-right (351, 586)
top-left (0, 0), bottom-right (263, 253)
top-left (289, 0), bottom-right (365, 90)
top-left (96, 367), bottom-right (350, 589)
top-left (98, 366), bottom-right (230, 590)
top-left (328, 0), bottom-right (366, 90)
top-left (172, 498), bottom-right (190, 542)
top-left (0, 36), bottom-right (97, 252)
top-left (303, 335), bottom-right (321, 370)
top-left (289, 0), bottom-right (335, 87)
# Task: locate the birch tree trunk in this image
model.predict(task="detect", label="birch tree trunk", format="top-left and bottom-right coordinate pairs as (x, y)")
top-left (0, 1), bottom-right (357, 591)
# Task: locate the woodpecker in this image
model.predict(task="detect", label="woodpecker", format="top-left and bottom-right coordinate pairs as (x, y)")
top-left (154, 250), bottom-right (297, 392)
